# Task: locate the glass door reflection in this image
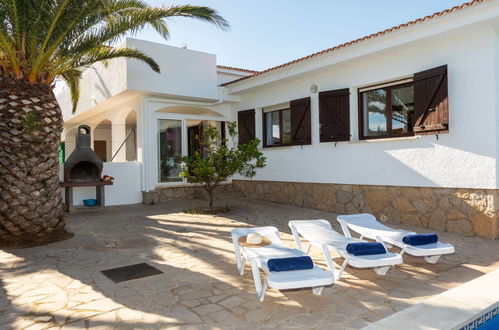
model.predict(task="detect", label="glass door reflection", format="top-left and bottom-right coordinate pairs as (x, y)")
top-left (158, 119), bottom-right (183, 182)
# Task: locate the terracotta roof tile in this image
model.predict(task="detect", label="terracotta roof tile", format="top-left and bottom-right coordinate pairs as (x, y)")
top-left (216, 65), bottom-right (258, 74)
top-left (221, 0), bottom-right (485, 86)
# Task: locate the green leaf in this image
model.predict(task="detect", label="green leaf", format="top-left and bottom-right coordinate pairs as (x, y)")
top-left (179, 122), bottom-right (266, 208)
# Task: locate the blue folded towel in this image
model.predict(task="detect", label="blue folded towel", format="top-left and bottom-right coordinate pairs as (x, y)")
top-left (346, 242), bottom-right (386, 256)
top-left (402, 233), bottom-right (438, 246)
top-left (267, 256), bottom-right (314, 272)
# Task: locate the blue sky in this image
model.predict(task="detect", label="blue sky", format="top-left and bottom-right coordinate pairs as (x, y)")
top-left (136, 1), bottom-right (468, 71)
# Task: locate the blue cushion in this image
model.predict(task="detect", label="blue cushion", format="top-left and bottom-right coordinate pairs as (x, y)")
top-left (346, 242), bottom-right (386, 256)
top-left (267, 256), bottom-right (314, 272)
top-left (402, 233), bottom-right (438, 246)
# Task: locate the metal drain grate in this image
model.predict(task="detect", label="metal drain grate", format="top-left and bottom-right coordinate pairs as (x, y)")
top-left (101, 263), bottom-right (163, 283)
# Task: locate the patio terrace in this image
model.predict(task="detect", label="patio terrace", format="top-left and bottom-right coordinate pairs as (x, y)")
top-left (0, 198), bottom-right (498, 329)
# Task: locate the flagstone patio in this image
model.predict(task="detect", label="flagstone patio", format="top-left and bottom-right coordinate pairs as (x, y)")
top-left (1, 198), bottom-right (498, 329)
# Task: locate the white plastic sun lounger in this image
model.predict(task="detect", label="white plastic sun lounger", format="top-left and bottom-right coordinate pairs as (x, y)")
top-left (289, 220), bottom-right (402, 279)
top-left (231, 226), bottom-right (334, 301)
top-left (337, 213), bottom-right (455, 264)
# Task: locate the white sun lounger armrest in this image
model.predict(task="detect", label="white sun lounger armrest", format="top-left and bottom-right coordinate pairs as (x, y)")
top-left (374, 235), bottom-right (388, 250)
top-left (288, 220), bottom-right (403, 279)
top-left (337, 213), bottom-right (455, 263)
top-left (338, 219), bottom-right (353, 238)
top-left (289, 221), bottom-right (304, 252)
top-left (231, 226), bottom-right (334, 301)
top-left (248, 257), bottom-right (267, 301)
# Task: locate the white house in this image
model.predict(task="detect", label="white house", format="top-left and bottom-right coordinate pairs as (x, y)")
top-left (58, 0), bottom-right (499, 239)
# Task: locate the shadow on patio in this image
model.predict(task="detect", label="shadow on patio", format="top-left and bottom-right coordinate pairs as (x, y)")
top-left (0, 198), bottom-right (498, 329)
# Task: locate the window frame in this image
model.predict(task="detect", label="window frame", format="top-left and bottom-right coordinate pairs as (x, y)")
top-left (358, 80), bottom-right (415, 140)
top-left (262, 108), bottom-right (292, 148)
top-left (157, 118), bottom-right (184, 183)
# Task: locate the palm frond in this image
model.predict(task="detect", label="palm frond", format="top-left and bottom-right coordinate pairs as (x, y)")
top-left (159, 5), bottom-right (229, 31)
top-left (0, 30), bottom-right (19, 76)
top-left (30, 0), bottom-right (102, 81)
top-left (59, 68), bottom-right (82, 112)
top-left (77, 46), bottom-right (160, 72)
top-left (66, 5), bottom-right (228, 55)
top-left (0, 0), bottom-right (229, 108)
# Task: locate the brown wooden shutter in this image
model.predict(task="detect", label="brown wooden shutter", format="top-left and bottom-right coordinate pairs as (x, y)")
top-left (319, 88), bottom-right (350, 142)
top-left (237, 109), bottom-right (255, 144)
top-left (413, 65), bottom-right (448, 134)
top-left (290, 97), bottom-right (311, 146)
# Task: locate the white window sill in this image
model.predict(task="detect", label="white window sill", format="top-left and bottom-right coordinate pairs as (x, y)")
top-left (260, 144), bottom-right (312, 150)
top-left (348, 136), bottom-right (421, 144)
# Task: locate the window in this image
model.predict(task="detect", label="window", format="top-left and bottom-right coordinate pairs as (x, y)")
top-left (359, 65), bottom-right (448, 139)
top-left (262, 97), bottom-right (311, 148)
top-left (359, 81), bottom-right (414, 139)
top-left (263, 108), bottom-right (292, 147)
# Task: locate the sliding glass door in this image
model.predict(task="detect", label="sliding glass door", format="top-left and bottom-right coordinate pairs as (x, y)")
top-left (158, 119), bottom-right (183, 182)
top-left (157, 118), bottom-right (225, 184)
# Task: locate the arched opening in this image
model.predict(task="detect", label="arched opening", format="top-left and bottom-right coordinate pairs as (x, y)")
top-left (94, 119), bottom-right (112, 162)
top-left (155, 105), bottom-right (224, 117)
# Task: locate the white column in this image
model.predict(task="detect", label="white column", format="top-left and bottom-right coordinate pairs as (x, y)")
top-left (255, 107), bottom-right (263, 148)
top-left (137, 98), bottom-right (148, 192)
top-left (350, 87), bottom-right (359, 141)
top-left (310, 90), bottom-right (320, 145)
top-left (141, 98), bottom-right (157, 192)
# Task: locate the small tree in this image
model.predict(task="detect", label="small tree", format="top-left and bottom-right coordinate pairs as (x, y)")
top-left (180, 122), bottom-right (266, 210)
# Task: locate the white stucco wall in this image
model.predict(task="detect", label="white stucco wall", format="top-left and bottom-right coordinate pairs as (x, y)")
top-left (57, 38), bottom-right (223, 122)
top-left (217, 70), bottom-right (251, 85)
top-left (495, 27), bottom-right (499, 189)
top-left (56, 0), bottom-right (499, 202)
top-left (58, 57), bottom-right (128, 122)
top-left (126, 38), bottom-right (219, 101)
top-left (230, 25), bottom-right (497, 189)
top-left (60, 162), bottom-right (142, 206)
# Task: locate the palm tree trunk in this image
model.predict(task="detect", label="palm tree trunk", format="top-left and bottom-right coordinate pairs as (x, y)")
top-left (0, 76), bottom-right (66, 246)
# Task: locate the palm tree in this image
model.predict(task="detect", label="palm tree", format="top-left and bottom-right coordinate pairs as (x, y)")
top-left (0, 0), bottom-right (228, 247)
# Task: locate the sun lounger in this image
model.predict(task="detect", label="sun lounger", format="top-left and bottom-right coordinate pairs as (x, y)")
top-left (231, 226), bottom-right (335, 301)
top-left (336, 213), bottom-right (455, 264)
top-left (288, 220), bottom-right (402, 279)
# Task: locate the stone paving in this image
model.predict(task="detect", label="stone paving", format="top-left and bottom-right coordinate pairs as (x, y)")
top-left (0, 198), bottom-right (498, 329)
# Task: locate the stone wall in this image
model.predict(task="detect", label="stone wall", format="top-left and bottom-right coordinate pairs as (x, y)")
top-left (232, 180), bottom-right (499, 239)
top-left (156, 183), bottom-right (232, 202)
